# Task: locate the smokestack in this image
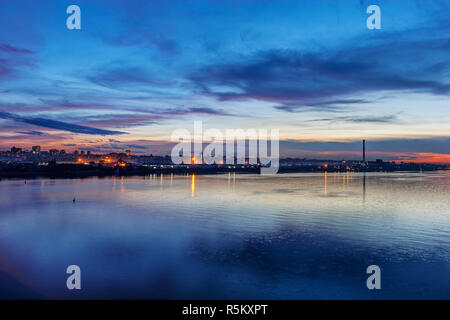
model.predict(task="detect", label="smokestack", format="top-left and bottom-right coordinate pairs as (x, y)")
top-left (363, 139), bottom-right (366, 163)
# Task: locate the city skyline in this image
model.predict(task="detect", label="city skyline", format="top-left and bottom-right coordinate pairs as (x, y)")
top-left (0, 0), bottom-right (449, 163)
top-left (2, 139), bottom-right (449, 164)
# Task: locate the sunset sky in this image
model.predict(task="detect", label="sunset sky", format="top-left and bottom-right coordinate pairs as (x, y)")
top-left (0, 0), bottom-right (449, 162)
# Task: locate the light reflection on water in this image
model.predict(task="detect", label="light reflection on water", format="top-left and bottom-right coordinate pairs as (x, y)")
top-left (0, 171), bottom-right (449, 299)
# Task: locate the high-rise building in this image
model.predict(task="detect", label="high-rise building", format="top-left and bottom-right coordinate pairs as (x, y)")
top-left (32, 145), bottom-right (41, 154)
top-left (362, 140), bottom-right (366, 163)
top-left (125, 150), bottom-right (131, 157)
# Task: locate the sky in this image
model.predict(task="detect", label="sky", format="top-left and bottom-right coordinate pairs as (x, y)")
top-left (0, 0), bottom-right (449, 162)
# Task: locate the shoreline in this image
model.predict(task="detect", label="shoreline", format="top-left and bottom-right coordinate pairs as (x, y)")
top-left (0, 164), bottom-right (447, 180)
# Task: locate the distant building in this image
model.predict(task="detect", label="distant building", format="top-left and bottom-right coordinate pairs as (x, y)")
top-left (32, 146), bottom-right (41, 154)
top-left (125, 150), bottom-right (131, 157)
top-left (117, 159), bottom-right (128, 167)
top-left (11, 146), bottom-right (22, 154)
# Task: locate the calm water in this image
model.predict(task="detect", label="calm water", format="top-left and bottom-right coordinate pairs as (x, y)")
top-left (0, 171), bottom-right (449, 299)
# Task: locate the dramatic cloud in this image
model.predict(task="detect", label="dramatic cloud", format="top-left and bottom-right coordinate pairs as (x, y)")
top-left (75, 113), bottom-right (162, 128)
top-left (310, 114), bottom-right (398, 124)
top-left (190, 33), bottom-right (450, 111)
top-left (0, 1), bottom-right (449, 159)
top-left (0, 43), bottom-right (36, 81)
top-left (160, 107), bottom-right (234, 117)
top-left (0, 43), bottom-right (34, 54)
top-left (16, 130), bottom-right (45, 136)
top-left (76, 106), bottom-right (233, 128)
top-left (0, 112), bottom-right (126, 135)
top-left (88, 66), bottom-right (160, 88)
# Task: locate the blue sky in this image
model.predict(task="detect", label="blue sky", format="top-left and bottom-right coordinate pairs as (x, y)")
top-left (0, 0), bottom-right (449, 161)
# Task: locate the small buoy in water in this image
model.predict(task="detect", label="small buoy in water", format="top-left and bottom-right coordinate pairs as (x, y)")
top-left (73, 197), bottom-right (76, 203)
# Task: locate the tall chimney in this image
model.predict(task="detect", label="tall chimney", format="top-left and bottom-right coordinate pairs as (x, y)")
top-left (363, 139), bottom-right (366, 163)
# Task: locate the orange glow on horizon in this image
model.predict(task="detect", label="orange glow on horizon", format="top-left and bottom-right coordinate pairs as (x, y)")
top-left (394, 152), bottom-right (450, 164)
top-left (315, 151), bottom-right (450, 164)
